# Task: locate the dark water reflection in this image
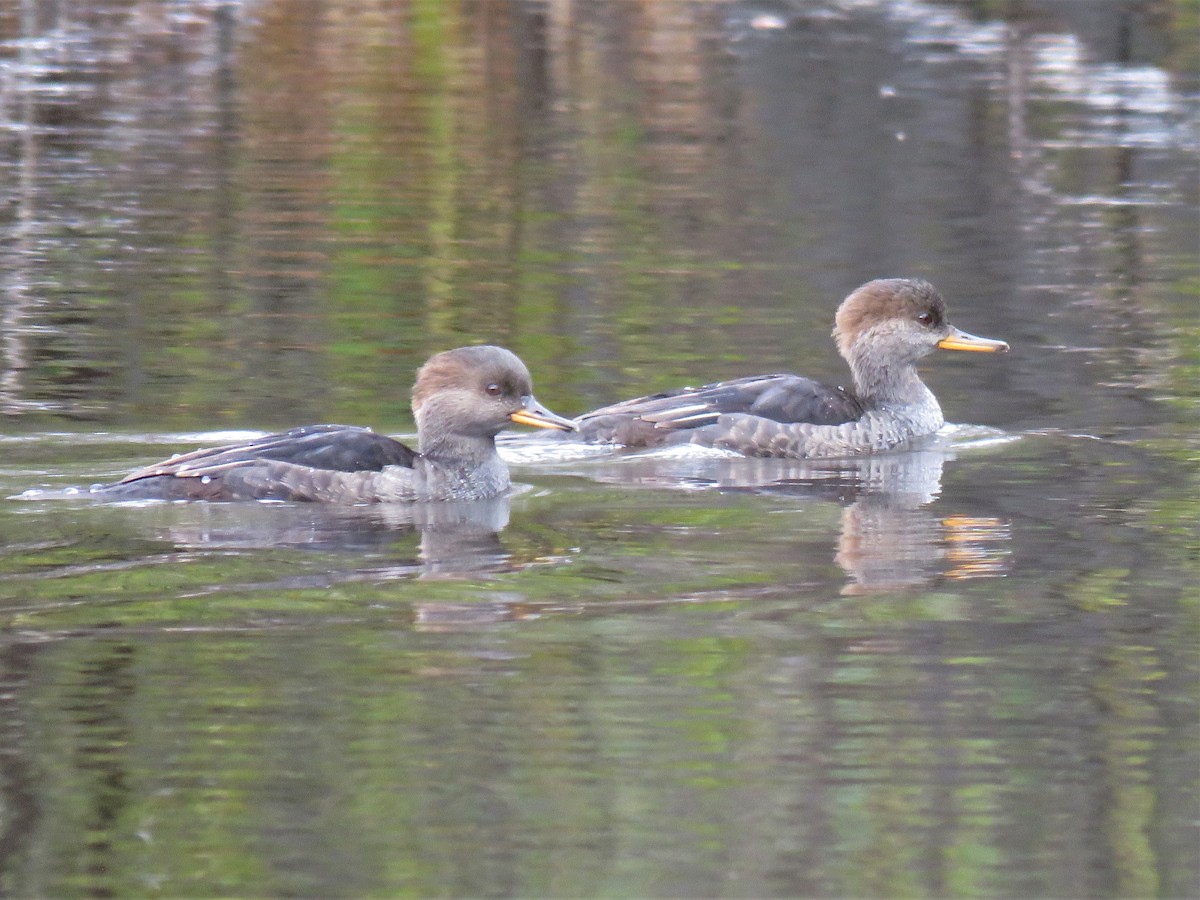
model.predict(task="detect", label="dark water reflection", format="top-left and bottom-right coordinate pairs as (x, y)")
top-left (1, 0), bottom-right (1197, 897)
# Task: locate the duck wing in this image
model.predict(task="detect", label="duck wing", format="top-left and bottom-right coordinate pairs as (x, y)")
top-left (577, 374), bottom-right (863, 446)
top-left (112, 425), bottom-right (420, 501)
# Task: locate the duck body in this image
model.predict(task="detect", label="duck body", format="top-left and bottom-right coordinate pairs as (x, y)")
top-left (100, 346), bottom-right (575, 503)
top-left (576, 373), bottom-right (865, 449)
top-left (576, 279), bottom-right (1008, 459)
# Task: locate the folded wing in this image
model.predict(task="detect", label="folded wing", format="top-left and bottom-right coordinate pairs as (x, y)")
top-left (576, 374), bottom-right (864, 447)
top-left (120, 424), bottom-right (417, 482)
top-left (110, 425), bottom-right (420, 501)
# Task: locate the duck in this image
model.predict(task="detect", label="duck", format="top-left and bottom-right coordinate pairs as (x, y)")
top-left (100, 345), bottom-right (576, 502)
top-left (575, 278), bottom-right (1008, 458)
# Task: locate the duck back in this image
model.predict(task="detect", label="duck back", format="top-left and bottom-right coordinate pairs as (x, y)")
top-left (577, 374), bottom-right (863, 447)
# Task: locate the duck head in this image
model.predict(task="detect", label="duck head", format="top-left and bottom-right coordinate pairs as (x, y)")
top-left (413, 346), bottom-right (575, 452)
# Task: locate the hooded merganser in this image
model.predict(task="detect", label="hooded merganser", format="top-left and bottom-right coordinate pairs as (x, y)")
top-left (101, 346), bottom-right (576, 502)
top-left (576, 278), bottom-right (1008, 458)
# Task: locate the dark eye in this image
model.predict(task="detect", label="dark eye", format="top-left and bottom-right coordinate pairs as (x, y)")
top-left (917, 311), bottom-right (934, 326)
top-left (485, 382), bottom-right (504, 397)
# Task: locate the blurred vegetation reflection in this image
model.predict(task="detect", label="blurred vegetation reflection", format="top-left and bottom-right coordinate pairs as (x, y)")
top-left (0, 1), bottom-right (1197, 898)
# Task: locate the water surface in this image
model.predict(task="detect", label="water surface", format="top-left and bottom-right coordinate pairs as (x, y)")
top-left (0, 1), bottom-right (1196, 897)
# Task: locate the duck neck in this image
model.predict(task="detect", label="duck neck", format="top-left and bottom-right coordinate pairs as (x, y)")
top-left (413, 429), bottom-right (511, 501)
top-left (418, 430), bottom-right (499, 467)
top-left (847, 350), bottom-right (938, 413)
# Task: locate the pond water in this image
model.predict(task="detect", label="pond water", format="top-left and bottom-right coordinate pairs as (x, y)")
top-left (1, 0), bottom-right (1197, 897)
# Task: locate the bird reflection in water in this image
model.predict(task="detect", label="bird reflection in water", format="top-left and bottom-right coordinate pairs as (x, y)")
top-left (91, 493), bottom-right (570, 630)
top-left (555, 439), bottom-right (1012, 595)
top-left (827, 453), bottom-right (1012, 594)
top-left (112, 494), bottom-right (530, 581)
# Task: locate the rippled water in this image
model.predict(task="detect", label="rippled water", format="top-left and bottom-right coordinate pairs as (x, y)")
top-left (1, 1), bottom-right (1197, 897)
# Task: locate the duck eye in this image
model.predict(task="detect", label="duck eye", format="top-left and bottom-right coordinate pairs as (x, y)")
top-left (485, 382), bottom-right (504, 397)
top-left (917, 311), bottom-right (934, 326)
